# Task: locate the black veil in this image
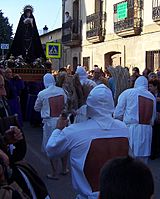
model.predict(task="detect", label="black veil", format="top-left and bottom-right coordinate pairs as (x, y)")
top-left (8, 8), bottom-right (46, 63)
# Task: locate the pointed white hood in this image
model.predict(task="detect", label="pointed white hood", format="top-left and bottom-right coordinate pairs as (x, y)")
top-left (43, 73), bottom-right (56, 88)
top-left (75, 66), bottom-right (88, 83)
top-left (134, 76), bottom-right (148, 90)
top-left (86, 84), bottom-right (117, 129)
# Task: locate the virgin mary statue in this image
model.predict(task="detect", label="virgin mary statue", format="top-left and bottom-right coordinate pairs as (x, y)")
top-left (9, 5), bottom-right (46, 63)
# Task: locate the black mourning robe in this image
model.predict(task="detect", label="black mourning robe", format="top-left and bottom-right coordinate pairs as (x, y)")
top-left (8, 13), bottom-right (45, 63)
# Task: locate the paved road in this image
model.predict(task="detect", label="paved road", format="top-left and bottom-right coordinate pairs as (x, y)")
top-left (23, 122), bottom-right (160, 199)
top-left (23, 122), bottom-right (76, 199)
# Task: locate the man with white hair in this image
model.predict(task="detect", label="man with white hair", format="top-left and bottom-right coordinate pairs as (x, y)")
top-left (114, 76), bottom-right (156, 164)
top-left (46, 84), bottom-right (129, 199)
top-left (34, 73), bottom-right (68, 179)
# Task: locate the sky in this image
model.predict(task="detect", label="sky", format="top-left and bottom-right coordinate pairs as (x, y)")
top-left (1, 0), bottom-right (62, 34)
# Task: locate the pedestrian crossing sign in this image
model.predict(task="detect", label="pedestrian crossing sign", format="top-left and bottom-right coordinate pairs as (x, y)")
top-left (46, 42), bottom-right (61, 59)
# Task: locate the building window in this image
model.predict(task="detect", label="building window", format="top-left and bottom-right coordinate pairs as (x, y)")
top-left (146, 50), bottom-right (160, 71)
top-left (86, 0), bottom-right (106, 42)
top-left (49, 36), bottom-right (52, 40)
top-left (152, 0), bottom-right (160, 21)
top-left (113, 0), bottom-right (143, 36)
top-left (114, 0), bottom-right (134, 32)
top-left (83, 57), bottom-right (90, 71)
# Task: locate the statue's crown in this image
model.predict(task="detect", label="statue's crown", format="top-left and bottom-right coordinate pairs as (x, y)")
top-left (23, 5), bottom-right (34, 13)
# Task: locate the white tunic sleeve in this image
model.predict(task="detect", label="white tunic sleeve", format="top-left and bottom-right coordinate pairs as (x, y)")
top-left (34, 94), bottom-right (43, 112)
top-left (46, 129), bottom-right (69, 158)
top-left (114, 91), bottom-right (127, 120)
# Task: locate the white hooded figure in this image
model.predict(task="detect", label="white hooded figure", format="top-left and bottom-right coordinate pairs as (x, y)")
top-left (46, 84), bottom-right (129, 199)
top-left (34, 73), bottom-right (67, 151)
top-left (114, 76), bottom-right (156, 163)
top-left (34, 73), bottom-right (68, 179)
top-left (75, 66), bottom-right (96, 88)
top-left (74, 66), bottom-right (97, 123)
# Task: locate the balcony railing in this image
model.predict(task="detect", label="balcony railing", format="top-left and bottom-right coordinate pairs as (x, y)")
top-left (153, 5), bottom-right (160, 21)
top-left (86, 12), bottom-right (106, 43)
top-left (114, 0), bottom-right (143, 37)
top-left (114, 18), bottom-right (134, 32)
top-left (62, 19), bottom-right (81, 46)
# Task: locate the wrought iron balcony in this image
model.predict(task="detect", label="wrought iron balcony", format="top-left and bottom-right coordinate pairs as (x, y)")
top-left (114, 17), bottom-right (134, 32)
top-left (114, 17), bottom-right (142, 36)
top-left (86, 12), bottom-right (106, 43)
top-left (114, 0), bottom-right (143, 37)
top-left (153, 4), bottom-right (160, 22)
top-left (62, 20), bottom-right (81, 46)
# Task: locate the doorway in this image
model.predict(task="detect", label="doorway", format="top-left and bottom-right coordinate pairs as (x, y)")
top-left (73, 56), bottom-right (78, 72)
top-left (104, 51), bottom-right (121, 67)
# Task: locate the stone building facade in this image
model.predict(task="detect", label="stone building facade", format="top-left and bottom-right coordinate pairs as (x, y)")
top-left (62, 0), bottom-right (160, 73)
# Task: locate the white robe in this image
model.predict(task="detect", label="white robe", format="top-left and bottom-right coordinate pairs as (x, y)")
top-left (34, 85), bottom-right (67, 151)
top-left (74, 105), bottom-right (88, 123)
top-left (75, 66), bottom-right (96, 88)
top-left (46, 120), bottom-right (128, 199)
top-left (46, 84), bottom-right (129, 199)
top-left (114, 77), bottom-right (156, 157)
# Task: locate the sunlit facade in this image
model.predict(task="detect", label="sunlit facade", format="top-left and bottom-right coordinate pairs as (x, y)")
top-left (62, 0), bottom-right (160, 72)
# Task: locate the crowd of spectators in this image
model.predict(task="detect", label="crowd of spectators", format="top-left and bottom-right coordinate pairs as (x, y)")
top-left (0, 60), bottom-right (159, 198)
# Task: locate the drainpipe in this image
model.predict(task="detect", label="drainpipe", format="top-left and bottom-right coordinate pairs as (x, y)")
top-left (62, 0), bottom-right (66, 23)
top-left (79, 0), bottom-right (82, 64)
top-left (62, 0), bottom-right (66, 67)
top-left (124, 45), bottom-right (126, 67)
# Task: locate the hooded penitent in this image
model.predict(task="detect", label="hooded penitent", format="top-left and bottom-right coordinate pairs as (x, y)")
top-left (134, 76), bottom-right (148, 90)
top-left (75, 66), bottom-right (88, 84)
top-left (43, 73), bottom-right (56, 88)
top-left (86, 84), bottom-right (118, 129)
